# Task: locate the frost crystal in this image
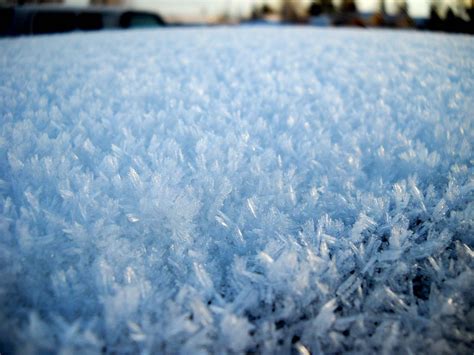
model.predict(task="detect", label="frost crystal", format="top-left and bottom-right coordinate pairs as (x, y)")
top-left (0, 28), bottom-right (473, 354)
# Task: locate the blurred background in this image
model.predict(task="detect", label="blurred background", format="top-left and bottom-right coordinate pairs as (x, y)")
top-left (0, 0), bottom-right (473, 35)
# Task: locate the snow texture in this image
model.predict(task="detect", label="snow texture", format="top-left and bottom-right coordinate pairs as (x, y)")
top-left (0, 27), bottom-right (473, 354)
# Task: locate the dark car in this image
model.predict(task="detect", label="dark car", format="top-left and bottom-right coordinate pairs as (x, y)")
top-left (0, 5), bottom-right (165, 36)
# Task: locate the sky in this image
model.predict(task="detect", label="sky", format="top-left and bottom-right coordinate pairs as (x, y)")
top-left (65, 0), bottom-right (468, 19)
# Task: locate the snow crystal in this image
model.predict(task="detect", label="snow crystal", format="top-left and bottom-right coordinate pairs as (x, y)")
top-left (0, 27), bottom-right (473, 354)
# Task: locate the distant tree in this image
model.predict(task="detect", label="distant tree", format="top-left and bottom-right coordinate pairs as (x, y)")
top-left (309, 0), bottom-right (334, 15)
top-left (334, 0), bottom-right (364, 26)
top-left (261, 4), bottom-right (274, 15)
top-left (467, 1), bottom-right (474, 34)
top-left (427, 1), bottom-right (443, 30)
top-left (281, 0), bottom-right (303, 22)
top-left (250, 3), bottom-right (274, 20)
top-left (340, 0), bottom-right (358, 13)
top-left (370, 0), bottom-right (386, 27)
top-left (308, 1), bottom-right (323, 17)
top-left (321, 0), bottom-right (334, 13)
top-left (395, 0), bottom-right (414, 28)
top-left (445, 7), bottom-right (458, 31)
top-left (378, 0), bottom-right (386, 15)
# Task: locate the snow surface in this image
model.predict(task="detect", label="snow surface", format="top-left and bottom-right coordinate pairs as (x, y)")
top-left (0, 27), bottom-right (473, 354)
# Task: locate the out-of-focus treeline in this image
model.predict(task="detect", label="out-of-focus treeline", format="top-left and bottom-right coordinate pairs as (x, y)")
top-left (2, 0), bottom-right (473, 34)
top-left (248, 0), bottom-right (474, 34)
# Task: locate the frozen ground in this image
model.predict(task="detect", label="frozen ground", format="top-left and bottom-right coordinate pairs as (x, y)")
top-left (0, 27), bottom-right (473, 354)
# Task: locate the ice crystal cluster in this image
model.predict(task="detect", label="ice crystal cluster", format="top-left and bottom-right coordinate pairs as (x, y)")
top-left (0, 28), bottom-right (473, 354)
